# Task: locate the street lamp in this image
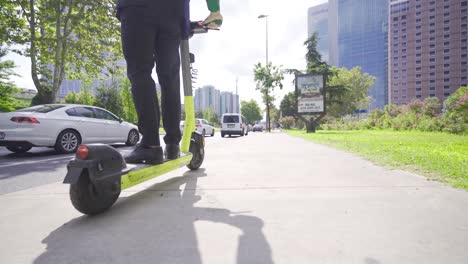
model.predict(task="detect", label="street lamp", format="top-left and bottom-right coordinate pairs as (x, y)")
top-left (258, 14), bottom-right (269, 65)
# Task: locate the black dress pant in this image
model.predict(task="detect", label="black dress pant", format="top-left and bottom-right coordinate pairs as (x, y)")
top-left (120, 6), bottom-right (182, 146)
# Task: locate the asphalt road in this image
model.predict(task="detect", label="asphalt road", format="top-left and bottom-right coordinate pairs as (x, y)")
top-left (1, 131), bottom-right (467, 264)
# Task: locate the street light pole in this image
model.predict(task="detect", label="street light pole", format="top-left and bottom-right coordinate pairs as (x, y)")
top-left (258, 14), bottom-right (271, 132)
top-left (258, 14), bottom-right (269, 65)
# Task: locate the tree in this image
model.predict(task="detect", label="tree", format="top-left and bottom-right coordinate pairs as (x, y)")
top-left (94, 80), bottom-right (124, 118)
top-left (1, 0), bottom-right (121, 104)
top-left (203, 107), bottom-right (219, 125)
top-left (120, 78), bottom-right (137, 124)
top-left (0, 47), bottom-right (24, 112)
top-left (326, 67), bottom-right (375, 117)
top-left (64, 82), bottom-right (95, 105)
top-left (279, 92), bottom-right (297, 119)
top-left (253, 62), bottom-right (284, 132)
top-left (240, 99), bottom-right (262, 124)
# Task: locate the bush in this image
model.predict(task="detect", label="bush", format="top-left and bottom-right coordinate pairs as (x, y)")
top-left (280, 116), bottom-right (295, 129)
top-left (442, 87), bottom-right (467, 134)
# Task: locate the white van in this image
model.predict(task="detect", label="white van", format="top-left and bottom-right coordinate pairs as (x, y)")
top-left (221, 113), bottom-right (248, 137)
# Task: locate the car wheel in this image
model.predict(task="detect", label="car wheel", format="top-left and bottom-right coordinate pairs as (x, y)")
top-left (6, 145), bottom-right (32, 153)
top-left (240, 129), bottom-right (244, 137)
top-left (126, 129), bottom-right (139, 146)
top-left (221, 132), bottom-right (225, 137)
top-left (211, 128), bottom-right (215, 137)
top-left (55, 129), bottom-right (81, 154)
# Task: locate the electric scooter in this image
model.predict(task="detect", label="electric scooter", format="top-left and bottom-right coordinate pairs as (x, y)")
top-left (63, 22), bottom-right (212, 216)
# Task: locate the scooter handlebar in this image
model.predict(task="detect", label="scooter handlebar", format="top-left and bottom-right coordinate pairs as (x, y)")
top-left (190, 21), bottom-right (219, 35)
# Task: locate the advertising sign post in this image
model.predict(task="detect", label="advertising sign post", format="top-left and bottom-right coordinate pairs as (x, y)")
top-left (295, 73), bottom-right (326, 133)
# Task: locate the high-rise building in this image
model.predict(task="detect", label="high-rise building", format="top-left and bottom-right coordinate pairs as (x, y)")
top-left (334, 0), bottom-right (389, 110)
top-left (389, 0), bottom-right (468, 105)
top-left (219, 91), bottom-right (239, 115)
top-left (194, 85), bottom-right (221, 115)
top-left (308, 3), bottom-right (331, 63)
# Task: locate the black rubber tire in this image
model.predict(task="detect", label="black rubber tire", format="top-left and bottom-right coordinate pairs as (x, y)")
top-left (70, 171), bottom-right (120, 215)
top-left (221, 132), bottom-right (225, 137)
top-left (187, 136), bottom-right (205, 170)
top-left (126, 129), bottom-right (139, 146)
top-left (55, 129), bottom-right (81, 154)
top-left (6, 145), bottom-right (32, 153)
top-left (240, 129), bottom-right (244, 137)
top-left (211, 129), bottom-right (215, 137)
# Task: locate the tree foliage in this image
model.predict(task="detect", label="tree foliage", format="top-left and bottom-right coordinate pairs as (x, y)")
top-left (95, 81), bottom-right (124, 118)
top-left (120, 78), bottom-right (137, 124)
top-left (326, 67), bottom-right (375, 117)
top-left (240, 99), bottom-right (262, 124)
top-left (0, 47), bottom-right (25, 112)
top-left (253, 62), bottom-right (284, 132)
top-left (1, 0), bottom-right (121, 104)
top-left (64, 82), bottom-right (95, 105)
top-left (203, 107), bottom-right (219, 125)
top-left (279, 92), bottom-right (297, 119)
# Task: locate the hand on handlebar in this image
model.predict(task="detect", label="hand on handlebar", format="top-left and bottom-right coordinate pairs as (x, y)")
top-left (200, 11), bottom-right (223, 29)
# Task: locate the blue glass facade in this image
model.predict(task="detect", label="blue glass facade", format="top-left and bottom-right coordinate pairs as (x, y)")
top-left (337, 0), bottom-right (388, 110)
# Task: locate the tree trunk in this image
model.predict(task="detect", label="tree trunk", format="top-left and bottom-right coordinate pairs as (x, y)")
top-left (306, 118), bottom-right (316, 133)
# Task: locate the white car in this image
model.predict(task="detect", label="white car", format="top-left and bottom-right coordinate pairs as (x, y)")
top-left (179, 119), bottom-right (215, 137)
top-left (0, 104), bottom-right (139, 154)
top-left (221, 113), bottom-right (248, 137)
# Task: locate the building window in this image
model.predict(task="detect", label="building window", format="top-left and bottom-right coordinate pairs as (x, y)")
top-left (416, 67), bottom-right (421, 71)
top-left (430, 58), bottom-right (436, 62)
top-left (416, 25), bottom-right (422, 30)
top-left (430, 30), bottom-right (436, 34)
top-left (416, 46), bottom-right (421, 51)
top-left (430, 15), bottom-right (435, 20)
top-left (416, 88), bottom-right (422, 91)
top-left (430, 51), bottom-right (436, 55)
top-left (444, 93), bottom-right (451, 97)
top-left (393, 17), bottom-right (399, 22)
top-left (444, 42), bottom-right (450, 46)
top-left (402, 22), bottom-right (407, 26)
top-left (444, 85), bottom-right (450, 90)
top-left (430, 72), bottom-right (436, 76)
top-left (430, 80), bottom-right (436, 84)
top-left (416, 18), bottom-right (421, 23)
top-left (430, 87), bottom-right (436, 91)
top-left (444, 27), bottom-right (450, 31)
top-left (416, 39), bottom-right (422, 43)
top-left (402, 48), bottom-right (407, 53)
top-left (430, 8), bottom-right (435, 13)
top-left (430, 37), bottom-right (436, 41)
top-left (445, 56), bottom-right (450, 61)
top-left (416, 95), bottom-right (422, 99)
top-left (416, 60), bottom-right (421, 64)
top-left (444, 71), bottom-right (450, 75)
top-left (444, 34), bottom-right (450, 38)
top-left (444, 5), bottom-right (450, 10)
top-left (429, 23), bottom-right (435, 27)
top-left (444, 78), bottom-right (450, 82)
top-left (444, 63), bottom-right (450, 68)
top-left (416, 81), bottom-right (422, 85)
top-left (444, 12), bottom-right (450, 17)
top-left (416, 74), bottom-right (421, 78)
top-left (416, 5), bottom-right (421, 9)
top-left (444, 49), bottom-right (450, 54)
top-left (444, 20), bottom-right (450, 25)
top-left (430, 94), bottom-right (436, 97)
top-left (416, 53), bottom-right (422, 58)
top-left (430, 65), bottom-right (436, 69)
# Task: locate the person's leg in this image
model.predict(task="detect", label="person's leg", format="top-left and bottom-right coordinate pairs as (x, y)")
top-left (154, 19), bottom-right (182, 158)
top-left (120, 7), bottom-right (163, 164)
top-left (121, 7), bottom-right (160, 147)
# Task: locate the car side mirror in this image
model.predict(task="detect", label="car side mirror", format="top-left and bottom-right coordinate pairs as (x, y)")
top-left (119, 118), bottom-right (123, 123)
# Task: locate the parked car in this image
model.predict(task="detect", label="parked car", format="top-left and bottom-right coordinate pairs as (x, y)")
top-left (221, 113), bottom-right (248, 137)
top-left (0, 104), bottom-right (139, 154)
top-left (252, 124), bottom-right (264, 132)
top-left (180, 119), bottom-right (215, 137)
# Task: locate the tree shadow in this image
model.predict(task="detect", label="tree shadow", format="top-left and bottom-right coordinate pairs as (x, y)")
top-left (33, 168), bottom-right (274, 264)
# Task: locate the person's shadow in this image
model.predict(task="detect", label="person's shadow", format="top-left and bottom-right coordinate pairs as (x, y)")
top-left (33, 169), bottom-right (274, 264)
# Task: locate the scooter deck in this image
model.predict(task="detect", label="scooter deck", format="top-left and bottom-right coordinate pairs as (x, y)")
top-left (121, 152), bottom-right (193, 190)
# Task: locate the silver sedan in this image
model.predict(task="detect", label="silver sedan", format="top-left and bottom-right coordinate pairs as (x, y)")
top-left (0, 104), bottom-right (139, 154)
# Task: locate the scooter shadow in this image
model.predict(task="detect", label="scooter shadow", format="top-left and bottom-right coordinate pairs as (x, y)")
top-left (33, 169), bottom-right (274, 264)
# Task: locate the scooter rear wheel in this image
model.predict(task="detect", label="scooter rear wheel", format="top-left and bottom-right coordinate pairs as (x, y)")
top-left (187, 133), bottom-right (205, 170)
top-left (70, 170), bottom-right (120, 215)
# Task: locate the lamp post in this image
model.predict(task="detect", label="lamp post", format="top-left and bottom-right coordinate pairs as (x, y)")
top-left (257, 14), bottom-right (269, 65)
top-left (258, 14), bottom-right (271, 131)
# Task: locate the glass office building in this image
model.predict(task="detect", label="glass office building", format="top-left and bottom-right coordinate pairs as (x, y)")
top-left (336, 0), bottom-right (389, 110)
top-left (308, 3), bottom-right (330, 63)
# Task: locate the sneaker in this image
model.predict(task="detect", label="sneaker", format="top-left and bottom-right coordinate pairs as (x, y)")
top-left (124, 144), bottom-right (164, 165)
top-left (164, 144), bottom-right (180, 160)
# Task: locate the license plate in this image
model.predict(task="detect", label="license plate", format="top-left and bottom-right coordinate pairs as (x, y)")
top-left (227, 124), bottom-right (234, 128)
top-left (0, 132), bottom-right (4, 139)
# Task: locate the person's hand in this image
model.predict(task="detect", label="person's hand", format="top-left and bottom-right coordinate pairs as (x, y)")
top-left (199, 11), bottom-right (223, 29)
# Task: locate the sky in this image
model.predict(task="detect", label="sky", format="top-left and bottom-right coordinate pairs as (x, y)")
top-left (5, 0), bottom-right (327, 107)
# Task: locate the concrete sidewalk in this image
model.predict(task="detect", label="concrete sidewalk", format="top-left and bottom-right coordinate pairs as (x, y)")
top-left (1, 132), bottom-right (467, 264)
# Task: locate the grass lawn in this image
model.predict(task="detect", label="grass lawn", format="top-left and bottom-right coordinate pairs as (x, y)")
top-left (287, 129), bottom-right (468, 190)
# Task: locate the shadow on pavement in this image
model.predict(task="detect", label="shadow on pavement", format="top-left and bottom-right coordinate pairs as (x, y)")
top-left (34, 169), bottom-right (273, 264)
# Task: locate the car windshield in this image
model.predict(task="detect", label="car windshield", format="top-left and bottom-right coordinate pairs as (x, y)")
top-left (223, 115), bottom-right (239, 123)
top-left (15, 105), bottom-right (64, 113)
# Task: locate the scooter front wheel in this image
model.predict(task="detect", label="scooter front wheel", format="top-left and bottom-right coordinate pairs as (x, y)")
top-left (70, 170), bottom-right (120, 215)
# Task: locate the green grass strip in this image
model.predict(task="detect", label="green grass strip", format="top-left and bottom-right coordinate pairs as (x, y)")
top-left (287, 129), bottom-right (468, 190)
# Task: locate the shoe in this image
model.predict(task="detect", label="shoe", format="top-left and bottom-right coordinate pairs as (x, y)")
top-left (124, 144), bottom-right (164, 165)
top-left (164, 144), bottom-right (180, 160)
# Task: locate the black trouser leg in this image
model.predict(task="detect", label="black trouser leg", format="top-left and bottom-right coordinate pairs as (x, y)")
top-left (154, 20), bottom-right (182, 145)
top-left (120, 7), bottom-right (160, 146)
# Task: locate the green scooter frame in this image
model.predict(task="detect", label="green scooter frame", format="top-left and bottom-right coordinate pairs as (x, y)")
top-left (63, 23), bottom-right (209, 216)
